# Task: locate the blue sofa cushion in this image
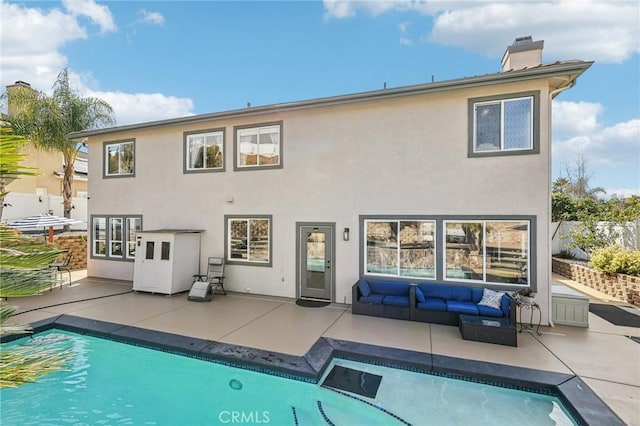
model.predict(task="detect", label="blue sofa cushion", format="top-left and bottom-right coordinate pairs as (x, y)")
top-left (419, 284), bottom-right (472, 302)
top-left (446, 300), bottom-right (479, 315)
top-left (501, 294), bottom-right (511, 317)
top-left (369, 280), bottom-right (410, 296)
top-left (360, 294), bottom-right (384, 304)
top-left (471, 288), bottom-right (484, 303)
top-left (478, 304), bottom-right (504, 317)
top-left (415, 287), bottom-right (426, 303)
top-left (357, 279), bottom-right (372, 297)
top-left (417, 298), bottom-right (447, 312)
top-left (383, 295), bottom-right (410, 307)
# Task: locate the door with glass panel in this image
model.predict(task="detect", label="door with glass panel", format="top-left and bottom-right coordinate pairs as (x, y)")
top-left (298, 224), bottom-right (334, 301)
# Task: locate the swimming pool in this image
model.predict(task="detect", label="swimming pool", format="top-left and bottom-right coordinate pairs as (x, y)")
top-left (2, 329), bottom-right (578, 425)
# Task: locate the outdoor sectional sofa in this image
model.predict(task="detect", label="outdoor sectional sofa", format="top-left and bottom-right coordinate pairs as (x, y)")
top-left (352, 278), bottom-right (516, 327)
top-left (351, 279), bottom-right (412, 320)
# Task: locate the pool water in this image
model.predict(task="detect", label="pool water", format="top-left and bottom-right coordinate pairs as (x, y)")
top-left (1, 330), bottom-right (576, 425)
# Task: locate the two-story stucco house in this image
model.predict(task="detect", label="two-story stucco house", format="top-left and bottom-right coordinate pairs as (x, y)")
top-left (68, 37), bottom-right (591, 325)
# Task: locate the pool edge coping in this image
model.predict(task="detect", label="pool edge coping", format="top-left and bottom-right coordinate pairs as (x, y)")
top-left (2, 314), bottom-right (624, 426)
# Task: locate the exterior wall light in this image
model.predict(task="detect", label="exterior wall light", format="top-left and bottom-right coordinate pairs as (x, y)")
top-left (343, 227), bottom-right (350, 241)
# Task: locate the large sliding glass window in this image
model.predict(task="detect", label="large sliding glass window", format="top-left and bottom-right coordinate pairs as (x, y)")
top-left (91, 215), bottom-right (142, 260)
top-left (445, 220), bottom-right (529, 285)
top-left (225, 216), bottom-right (271, 266)
top-left (365, 219), bottom-right (436, 279)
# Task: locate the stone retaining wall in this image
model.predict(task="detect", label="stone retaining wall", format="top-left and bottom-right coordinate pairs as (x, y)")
top-left (552, 257), bottom-right (640, 307)
top-left (52, 234), bottom-right (87, 271)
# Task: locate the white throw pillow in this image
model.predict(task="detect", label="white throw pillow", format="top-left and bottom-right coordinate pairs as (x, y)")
top-left (478, 288), bottom-right (505, 310)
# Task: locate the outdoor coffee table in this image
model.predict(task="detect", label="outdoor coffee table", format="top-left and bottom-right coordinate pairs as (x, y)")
top-left (458, 314), bottom-right (517, 347)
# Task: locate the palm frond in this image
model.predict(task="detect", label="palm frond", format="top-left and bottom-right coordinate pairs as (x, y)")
top-left (0, 345), bottom-right (72, 388)
top-left (0, 249), bottom-right (62, 269)
top-left (0, 268), bottom-right (59, 297)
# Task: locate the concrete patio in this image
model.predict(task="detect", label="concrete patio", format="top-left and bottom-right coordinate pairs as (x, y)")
top-left (6, 272), bottom-right (640, 425)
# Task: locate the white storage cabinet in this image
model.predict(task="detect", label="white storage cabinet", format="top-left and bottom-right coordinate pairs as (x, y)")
top-left (551, 284), bottom-right (589, 327)
top-left (133, 230), bottom-right (202, 295)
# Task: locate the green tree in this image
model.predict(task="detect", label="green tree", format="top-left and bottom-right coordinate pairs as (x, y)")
top-left (0, 127), bottom-right (70, 388)
top-left (4, 68), bottom-right (115, 221)
top-left (561, 151), bottom-right (606, 199)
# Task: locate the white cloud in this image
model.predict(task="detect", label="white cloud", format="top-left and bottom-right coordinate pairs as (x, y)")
top-left (0, 1), bottom-right (85, 89)
top-left (553, 104), bottom-right (640, 168)
top-left (62, 0), bottom-right (117, 33)
top-left (0, 0), bottom-right (117, 91)
top-left (87, 90), bottom-right (194, 125)
top-left (0, 1), bottom-right (194, 124)
top-left (553, 101), bottom-right (602, 137)
top-left (138, 9), bottom-right (165, 26)
top-left (552, 101), bottom-right (640, 195)
top-left (398, 20), bottom-right (413, 45)
top-left (323, 0), bottom-right (640, 63)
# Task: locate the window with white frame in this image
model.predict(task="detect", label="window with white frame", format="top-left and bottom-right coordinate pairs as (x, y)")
top-left (92, 215), bottom-right (142, 260)
top-left (104, 140), bottom-right (135, 177)
top-left (225, 216), bottom-right (271, 265)
top-left (365, 219), bottom-right (436, 278)
top-left (234, 122), bottom-right (282, 170)
top-left (469, 92), bottom-right (538, 156)
top-left (126, 217), bottom-right (142, 259)
top-left (184, 129), bottom-right (224, 172)
top-left (444, 220), bottom-right (529, 285)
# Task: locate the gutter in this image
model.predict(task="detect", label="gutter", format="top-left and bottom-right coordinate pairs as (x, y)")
top-left (67, 61), bottom-right (593, 140)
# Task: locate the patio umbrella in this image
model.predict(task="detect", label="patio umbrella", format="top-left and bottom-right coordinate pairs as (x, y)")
top-left (7, 213), bottom-right (83, 243)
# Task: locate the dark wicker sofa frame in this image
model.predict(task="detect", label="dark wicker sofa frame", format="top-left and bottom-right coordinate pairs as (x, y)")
top-left (351, 283), bottom-right (412, 320)
top-left (351, 281), bottom-right (517, 328)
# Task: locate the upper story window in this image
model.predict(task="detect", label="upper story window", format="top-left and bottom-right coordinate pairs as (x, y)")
top-left (104, 139), bottom-right (135, 177)
top-left (184, 129), bottom-right (225, 173)
top-left (468, 92), bottom-right (539, 157)
top-left (234, 122), bottom-right (282, 171)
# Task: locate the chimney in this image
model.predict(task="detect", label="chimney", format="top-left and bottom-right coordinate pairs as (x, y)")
top-left (501, 36), bottom-right (544, 72)
top-left (5, 81), bottom-right (34, 116)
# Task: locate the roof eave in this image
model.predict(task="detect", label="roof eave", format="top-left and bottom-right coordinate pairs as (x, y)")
top-left (67, 60), bottom-right (593, 140)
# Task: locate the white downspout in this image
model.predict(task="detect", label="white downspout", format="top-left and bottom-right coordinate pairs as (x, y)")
top-left (547, 80), bottom-right (577, 328)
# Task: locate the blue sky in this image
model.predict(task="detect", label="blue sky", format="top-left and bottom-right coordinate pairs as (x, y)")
top-left (1, 0), bottom-right (639, 196)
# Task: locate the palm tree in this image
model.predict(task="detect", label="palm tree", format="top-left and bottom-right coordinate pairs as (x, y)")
top-left (5, 68), bottom-right (115, 221)
top-left (0, 127), bottom-right (70, 388)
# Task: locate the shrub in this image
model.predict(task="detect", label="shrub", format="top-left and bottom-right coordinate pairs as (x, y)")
top-left (590, 245), bottom-right (640, 276)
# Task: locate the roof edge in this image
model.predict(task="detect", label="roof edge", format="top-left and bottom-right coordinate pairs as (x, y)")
top-left (67, 60), bottom-right (593, 140)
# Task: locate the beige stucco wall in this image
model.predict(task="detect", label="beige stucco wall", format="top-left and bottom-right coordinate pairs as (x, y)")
top-left (86, 78), bottom-right (554, 322)
top-left (6, 143), bottom-right (88, 196)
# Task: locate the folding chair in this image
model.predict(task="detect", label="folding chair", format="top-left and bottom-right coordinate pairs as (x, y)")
top-left (189, 257), bottom-right (226, 301)
top-left (50, 251), bottom-right (72, 289)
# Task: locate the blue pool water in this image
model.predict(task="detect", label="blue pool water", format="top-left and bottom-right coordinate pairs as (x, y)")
top-left (1, 330), bottom-right (576, 425)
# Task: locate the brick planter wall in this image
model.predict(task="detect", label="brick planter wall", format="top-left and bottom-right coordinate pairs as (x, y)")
top-left (552, 257), bottom-right (640, 307)
top-left (52, 234), bottom-right (87, 271)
